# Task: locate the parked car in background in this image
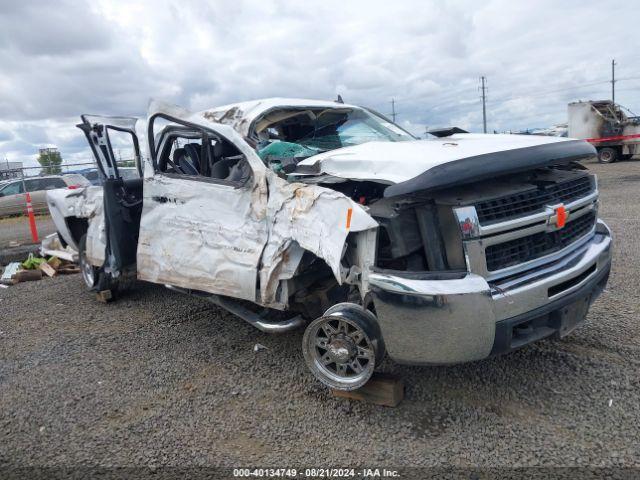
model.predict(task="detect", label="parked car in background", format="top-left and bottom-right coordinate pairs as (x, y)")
top-left (71, 168), bottom-right (103, 186)
top-left (0, 174), bottom-right (90, 218)
top-left (71, 166), bottom-right (138, 186)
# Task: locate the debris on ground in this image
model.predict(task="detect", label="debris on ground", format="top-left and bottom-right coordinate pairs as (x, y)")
top-left (253, 343), bottom-right (268, 352)
top-left (40, 233), bottom-right (79, 263)
top-left (331, 372), bottom-right (405, 407)
top-left (13, 269), bottom-right (42, 283)
top-left (96, 290), bottom-right (113, 303)
top-left (48, 257), bottom-right (62, 270)
top-left (1, 262), bottom-right (21, 285)
top-left (57, 263), bottom-right (80, 275)
top-left (21, 253), bottom-right (47, 270)
top-left (39, 262), bottom-right (57, 278)
top-left (1, 253), bottom-right (79, 286)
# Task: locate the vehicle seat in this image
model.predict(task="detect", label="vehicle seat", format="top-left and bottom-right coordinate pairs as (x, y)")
top-left (210, 141), bottom-right (241, 179)
top-left (171, 148), bottom-right (186, 173)
top-left (227, 159), bottom-right (250, 183)
top-left (180, 143), bottom-right (200, 175)
top-left (211, 158), bottom-right (236, 179)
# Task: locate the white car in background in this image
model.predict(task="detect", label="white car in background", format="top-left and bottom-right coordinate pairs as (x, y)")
top-left (0, 174), bottom-right (89, 218)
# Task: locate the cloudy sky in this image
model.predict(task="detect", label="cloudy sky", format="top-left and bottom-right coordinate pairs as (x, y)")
top-left (1, 0), bottom-right (639, 170)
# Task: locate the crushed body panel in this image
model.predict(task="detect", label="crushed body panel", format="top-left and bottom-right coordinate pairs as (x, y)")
top-left (46, 186), bottom-right (105, 265)
top-left (135, 100), bottom-right (379, 308)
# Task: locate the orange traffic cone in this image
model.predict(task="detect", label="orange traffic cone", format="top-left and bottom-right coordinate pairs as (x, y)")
top-left (25, 192), bottom-right (39, 243)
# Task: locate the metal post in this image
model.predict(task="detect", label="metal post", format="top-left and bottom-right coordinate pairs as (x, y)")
top-left (480, 76), bottom-right (488, 134)
top-left (611, 59), bottom-right (616, 104)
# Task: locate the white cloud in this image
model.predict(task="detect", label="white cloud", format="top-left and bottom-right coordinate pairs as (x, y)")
top-left (0, 0), bottom-right (638, 167)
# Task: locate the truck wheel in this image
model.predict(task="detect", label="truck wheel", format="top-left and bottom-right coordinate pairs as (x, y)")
top-left (302, 303), bottom-right (385, 391)
top-left (78, 234), bottom-right (98, 290)
top-left (598, 147), bottom-right (617, 163)
top-left (79, 234), bottom-right (133, 296)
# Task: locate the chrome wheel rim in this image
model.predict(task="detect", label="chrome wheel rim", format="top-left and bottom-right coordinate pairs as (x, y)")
top-left (303, 315), bottom-right (376, 390)
top-left (80, 250), bottom-right (94, 288)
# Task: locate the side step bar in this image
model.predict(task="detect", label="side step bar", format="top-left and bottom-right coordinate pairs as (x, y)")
top-left (165, 285), bottom-right (306, 333)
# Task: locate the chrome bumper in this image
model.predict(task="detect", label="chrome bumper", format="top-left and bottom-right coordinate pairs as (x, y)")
top-left (369, 220), bottom-right (612, 365)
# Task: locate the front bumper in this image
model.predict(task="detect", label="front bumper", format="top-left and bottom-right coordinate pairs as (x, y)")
top-left (369, 220), bottom-right (612, 365)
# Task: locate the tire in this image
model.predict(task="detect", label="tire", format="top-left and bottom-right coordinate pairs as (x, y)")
top-left (78, 234), bottom-right (99, 291)
top-left (597, 147), bottom-right (618, 163)
top-left (79, 234), bottom-right (132, 295)
top-left (302, 303), bottom-right (385, 391)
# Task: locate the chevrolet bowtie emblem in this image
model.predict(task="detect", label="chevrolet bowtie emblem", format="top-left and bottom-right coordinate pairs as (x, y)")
top-left (549, 204), bottom-right (568, 229)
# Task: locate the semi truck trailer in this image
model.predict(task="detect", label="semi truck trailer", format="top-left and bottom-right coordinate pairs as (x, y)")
top-left (568, 100), bottom-right (640, 163)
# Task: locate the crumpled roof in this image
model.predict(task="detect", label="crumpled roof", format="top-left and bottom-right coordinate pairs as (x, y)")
top-left (198, 97), bottom-right (358, 138)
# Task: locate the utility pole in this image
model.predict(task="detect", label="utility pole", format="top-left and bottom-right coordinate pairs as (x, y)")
top-left (611, 59), bottom-right (616, 104)
top-left (479, 76), bottom-right (488, 133)
top-left (390, 99), bottom-right (397, 123)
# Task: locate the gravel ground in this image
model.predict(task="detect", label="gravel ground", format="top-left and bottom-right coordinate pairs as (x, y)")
top-left (0, 159), bottom-right (639, 472)
top-left (0, 214), bottom-right (56, 248)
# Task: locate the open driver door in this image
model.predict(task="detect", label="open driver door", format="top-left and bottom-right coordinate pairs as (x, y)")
top-left (77, 115), bottom-right (143, 289)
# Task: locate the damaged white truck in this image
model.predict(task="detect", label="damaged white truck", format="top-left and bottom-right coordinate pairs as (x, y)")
top-left (47, 98), bottom-right (612, 390)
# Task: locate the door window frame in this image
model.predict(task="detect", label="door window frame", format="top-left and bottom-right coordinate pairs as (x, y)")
top-left (78, 116), bottom-right (142, 180)
top-left (148, 113), bottom-right (258, 189)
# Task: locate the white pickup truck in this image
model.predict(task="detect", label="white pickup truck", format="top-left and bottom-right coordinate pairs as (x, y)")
top-left (47, 98), bottom-right (612, 390)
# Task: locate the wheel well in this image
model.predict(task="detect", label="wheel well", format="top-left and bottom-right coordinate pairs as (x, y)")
top-left (66, 217), bottom-right (89, 246)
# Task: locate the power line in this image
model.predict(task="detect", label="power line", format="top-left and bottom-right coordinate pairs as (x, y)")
top-left (390, 74), bottom-right (640, 116)
top-left (494, 80), bottom-right (611, 103)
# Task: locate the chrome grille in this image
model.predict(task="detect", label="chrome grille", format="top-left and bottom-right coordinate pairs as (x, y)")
top-left (475, 176), bottom-right (593, 225)
top-left (485, 211), bottom-right (596, 271)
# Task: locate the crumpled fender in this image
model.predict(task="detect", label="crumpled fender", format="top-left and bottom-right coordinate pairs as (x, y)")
top-left (259, 172), bottom-right (378, 305)
top-left (46, 186), bottom-right (104, 255)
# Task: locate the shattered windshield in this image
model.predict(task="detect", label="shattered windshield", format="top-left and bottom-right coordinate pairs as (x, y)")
top-left (257, 107), bottom-right (412, 155)
top-left (296, 109), bottom-right (412, 151)
top-left (255, 107), bottom-right (413, 174)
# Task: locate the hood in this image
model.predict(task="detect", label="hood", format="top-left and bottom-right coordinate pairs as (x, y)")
top-left (295, 134), bottom-right (596, 197)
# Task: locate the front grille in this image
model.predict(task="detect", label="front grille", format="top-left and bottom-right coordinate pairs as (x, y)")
top-left (475, 176), bottom-right (593, 224)
top-left (485, 212), bottom-right (596, 271)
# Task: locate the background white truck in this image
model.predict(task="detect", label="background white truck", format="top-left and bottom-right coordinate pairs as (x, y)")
top-left (568, 100), bottom-right (640, 163)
